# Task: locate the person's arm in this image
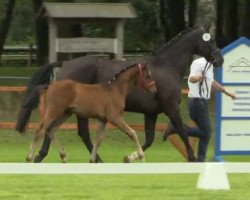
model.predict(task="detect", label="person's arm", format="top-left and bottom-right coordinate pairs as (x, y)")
top-left (189, 74), bottom-right (204, 83)
top-left (212, 80), bottom-right (236, 99)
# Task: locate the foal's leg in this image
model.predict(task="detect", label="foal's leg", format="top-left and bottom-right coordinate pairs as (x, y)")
top-left (45, 114), bottom-right (70, 163)
top-left (126, 113), bottom-right (158, 162)
top-left (77, 117), bottom-right (103, 163)
top-left (90, 121), bottom-right (107, 163)
top-left (26, 122), bottom-right (44, 162)
top-left (34, 134), bottom-right (51, 163)
top-left (109, 117), bottom-right (144, 162)
top-left (46, 130), bottom-right (67, 163)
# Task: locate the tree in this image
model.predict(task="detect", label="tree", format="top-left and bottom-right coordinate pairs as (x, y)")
top-left (160, 0), bottom-right (185, 41)
top-left (239, 0), bottom-right (250, 38)
top-left (216, 0), bottom-right (238, 48)
top-left (0, 0), bottom-right (15, 59)
top-left (33, 0), bottom-right (48, 65)
top-left (194, 0), bottom-right (217, 36)
top-left (188, 0), bottom-right (197, 27)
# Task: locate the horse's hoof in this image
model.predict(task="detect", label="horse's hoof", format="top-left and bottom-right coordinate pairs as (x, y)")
top-left (188, 157), bottom-right (197, 162)
top-left (96, 156), bottom-right (103, 163)
top-left (123, 156), bottom-right (131, 163)
top-left (34, 155), bottom-right (42, 163)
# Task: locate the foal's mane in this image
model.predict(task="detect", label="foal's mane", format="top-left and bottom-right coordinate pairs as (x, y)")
top-left (153, 26), bottom-right (199, 54)
top-left (108, 63), bottom-right (139, 83)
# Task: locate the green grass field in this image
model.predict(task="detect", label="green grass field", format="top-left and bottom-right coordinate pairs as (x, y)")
top-left (1, 66), bottom-right (250, 199)
top-left (1, 173), bottom-right (250, 200)
top-left (1, 128), bottom-right (250, 200)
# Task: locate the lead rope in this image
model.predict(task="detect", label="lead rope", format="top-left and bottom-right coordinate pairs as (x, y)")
top-left (199, 61), bottom-right (211, 98)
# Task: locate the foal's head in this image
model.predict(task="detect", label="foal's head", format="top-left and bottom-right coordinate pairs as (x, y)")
top-left (193, 25), bottom-right (224, 67)
top-left (136, 63), bottom-right (157, 94)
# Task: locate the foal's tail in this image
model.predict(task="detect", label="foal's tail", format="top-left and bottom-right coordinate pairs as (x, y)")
top-left (15, 62), bottom-right (61, 134)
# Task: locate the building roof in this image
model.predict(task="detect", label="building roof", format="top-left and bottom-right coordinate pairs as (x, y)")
top-left (42, 3), bottom-right (137, 19)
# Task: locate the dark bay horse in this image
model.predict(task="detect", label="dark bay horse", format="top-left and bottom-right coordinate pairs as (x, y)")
top-left (26, 63), bottom-right (156, 163)
top-left (16, 26), bottom-right (224, 163)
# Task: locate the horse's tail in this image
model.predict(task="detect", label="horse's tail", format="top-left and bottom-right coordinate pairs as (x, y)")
top-left (15, 62), bottom-right (61, 134)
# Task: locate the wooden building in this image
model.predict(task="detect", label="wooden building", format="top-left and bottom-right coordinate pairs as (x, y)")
top-left (41, 2), bottom-right (137, 62)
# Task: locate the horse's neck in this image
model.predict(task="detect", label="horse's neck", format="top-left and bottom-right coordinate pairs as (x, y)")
top-left (151, 35), bottom-right (195, 78)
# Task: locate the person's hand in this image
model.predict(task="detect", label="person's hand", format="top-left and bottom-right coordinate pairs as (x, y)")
top-left (225, 91), bottom-right (236, 100)
top-left (229, 92), bottom-right (237, 100)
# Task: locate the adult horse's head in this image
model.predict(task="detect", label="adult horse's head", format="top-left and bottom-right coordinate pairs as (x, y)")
top-left (193, 25), bottom-right (224, 67)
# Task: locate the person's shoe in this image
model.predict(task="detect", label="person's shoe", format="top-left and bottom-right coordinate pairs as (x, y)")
top-left (162, 122), bottom-right (175, 141)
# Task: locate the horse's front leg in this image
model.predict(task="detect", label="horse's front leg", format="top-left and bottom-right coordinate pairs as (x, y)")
top-left (142, 113), bottom-right (158, 151)
top-left (77, 117), bottom-right (103, 163)
top-left (166, 109), bottom-right (196, 162)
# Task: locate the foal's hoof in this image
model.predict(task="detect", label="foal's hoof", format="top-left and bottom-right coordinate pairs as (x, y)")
top-left (26, 156), bottom-right (33, 163)
top-left (123, 156), bottom-right (131, 163)
top-left (139, 156), bottom-right (145, 162)
top-left (60, 152), bottom-right (67, 163)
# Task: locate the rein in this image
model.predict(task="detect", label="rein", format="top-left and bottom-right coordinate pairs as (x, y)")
top-left (199, 44), bottom-right (219, 98)
top-left (137, 64), bottom-right (155, 90)
top-left (199, 61), bottom-right (211, 98)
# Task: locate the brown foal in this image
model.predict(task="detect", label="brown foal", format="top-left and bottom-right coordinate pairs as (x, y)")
top-left (26, 63), bottom-right (157, 163)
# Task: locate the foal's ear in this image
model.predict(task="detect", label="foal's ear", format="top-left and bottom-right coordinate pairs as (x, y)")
top-left (139, 63), bottom-right (146, 69)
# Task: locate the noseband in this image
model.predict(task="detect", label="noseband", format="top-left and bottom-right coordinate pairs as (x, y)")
top-left (210, 48), bottom-right (220, 64)
top-left (137, 64), bottom-right (155, 90)
top-left (207, 39), bottom-right (221, 65)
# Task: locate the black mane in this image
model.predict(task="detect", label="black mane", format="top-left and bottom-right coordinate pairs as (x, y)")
top-left (153, 26), bottom-right (199, 54)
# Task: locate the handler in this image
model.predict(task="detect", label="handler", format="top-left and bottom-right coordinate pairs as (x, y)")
top-left (163, 56), bottom-right (236, 162)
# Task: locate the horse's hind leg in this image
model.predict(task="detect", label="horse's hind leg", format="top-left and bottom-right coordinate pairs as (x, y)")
top-left (26, 122), bottom-right (44, 162)
top-left (167, 110), bottom-right (196, 162)
top-left (90, 121), bottom-right (107, 163)
top-left (109, 117), bottom-right (144, 162)
top-left (77, 117), bottom-right (103, 163)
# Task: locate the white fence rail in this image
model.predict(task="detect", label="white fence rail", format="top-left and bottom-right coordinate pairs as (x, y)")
top-left (0, 162), bottom-right (249, 174)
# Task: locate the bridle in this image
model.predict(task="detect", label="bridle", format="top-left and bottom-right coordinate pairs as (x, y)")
top-left (199, 39), bottom-right (221, 98)
top-left (137, 63), bottom-right (155, 90)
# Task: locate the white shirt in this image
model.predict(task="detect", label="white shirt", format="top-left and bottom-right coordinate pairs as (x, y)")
top-left (188, 57), bottom-right (214, 99)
